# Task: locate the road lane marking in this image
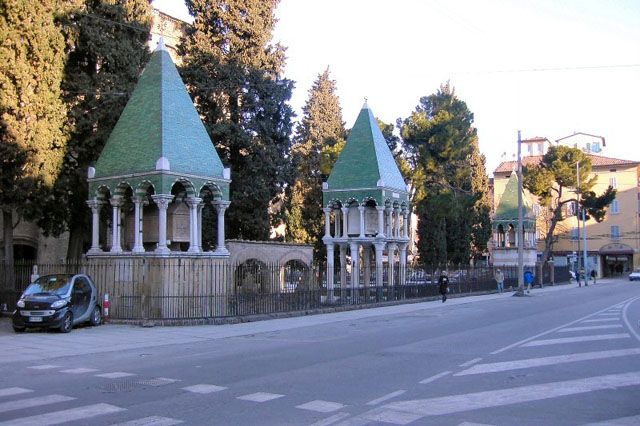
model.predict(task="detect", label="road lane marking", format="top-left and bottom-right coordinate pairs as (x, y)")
top-left (361, 408), bottom-right (423, 425)
top-left (0, 388), bottom-right (32, 398)
top-left (307, 412), bottom-right (351, 426)
top-left (366, 390), bottom-right (406, 406)
top-left (384, 371), bottom-right (640, 417)
top-left (237, 392), bottom-right (284, 402)
top-left (419, 371), bottom-right (451, 384)
top-left (181, 384), bottom-right (226, 394)
top-left (558, 324), bottom-right (623, 332)
top-left (622, 299), bottom-right (640, 342)
top-left (110, 416), bottom-right (184, 426)
top-left (582, 318), bottom-right (619, 323)
top-left (522, 333), bottom-right (630, 347)
top-left (491, 297), bottom-right (639, 355)
top-left (297, 400), bottom-right (346, 413)
top-left (27, 365), bottom-right (59, 370)
top-left (455, 348), bottom-right (640, 376)
top-left (0, 403), bottom-right (125, 426)
top-left (95, 372), bottom-right (136, 379)
top-left (0, 395), bottom-right (75, 413)
top-left (459, 358), bottom-right (483, 367)
top-left (60, 368), bottom-right (99, 374)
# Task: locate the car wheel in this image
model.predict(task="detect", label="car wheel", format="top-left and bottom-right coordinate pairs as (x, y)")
top-left (89, 306), bottom-right (101, 326)
top-left (59, 312), bottom-right (73, 333)
top-left (13, 326), bottom-right (25, 333)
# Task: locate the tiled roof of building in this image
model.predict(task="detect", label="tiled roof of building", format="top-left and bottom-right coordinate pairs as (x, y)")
top-left (93, 40), bottom-right (224, 180)
top-left (522, 137), bottom-right (549, 143)
top-left (494, 154), bottom-right (639, 174)
top-left (494, 173), bottom-right (535, 226)
top-left (326, 103), bottom-right (406, 193)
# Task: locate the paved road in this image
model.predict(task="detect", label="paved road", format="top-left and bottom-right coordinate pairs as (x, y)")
top-left (0, 279), bottom-right (639, 425)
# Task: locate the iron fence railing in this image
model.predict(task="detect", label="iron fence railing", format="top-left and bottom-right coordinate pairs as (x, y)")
top-left (0, 260), bottom-right (569, 320)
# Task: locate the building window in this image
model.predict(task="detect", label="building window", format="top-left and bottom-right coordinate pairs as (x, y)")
top-left (611, 199), bottom-right (619, 214)
top-left (611, 225), bottom-right (620, 240)
top-left (609, 176), bottom-right (617, 189)
top-left (592, 142), bottom-right (600, 153)
top-left (571, 227), bottom-right (579, 240)
top-left (537, 143), bottom-right (543, 154)
top-left (533, 203), bottom-right (540, 216)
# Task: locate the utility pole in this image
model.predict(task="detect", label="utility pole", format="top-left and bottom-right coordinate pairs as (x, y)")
top-left (516, 130), bottom-right (525, 296)
top-left (576, 161), bottom-right (589, 286)
top-left (576, 162), bottom-right (582, 287)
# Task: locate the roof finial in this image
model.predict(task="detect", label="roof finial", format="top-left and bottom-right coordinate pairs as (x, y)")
top-left (156, 37), bottom-right (167, 52)
top-left (363, 96), bottom-right (369, 109)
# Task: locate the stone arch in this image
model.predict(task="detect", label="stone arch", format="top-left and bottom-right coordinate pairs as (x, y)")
top-left (199, 184), bottom-right (220, 251)
top-left (170, 178), bottom-right (196, 198)
top-left (199, 181), bottom-right (223, 200)
top-left (497, 224), bottom-right (505, 247)
top-left (282, 259), bottom-right (311, 292)
top-left (234, 258), bottom-right (274, 294)
top-left (362, 198), bottom-right (378, 236)
top-left (113, 181), bottom-right (134, 198)
top-left (136, 180), bottom-right (155, 197)
top-left (507, 223), bottom-right (516, 247)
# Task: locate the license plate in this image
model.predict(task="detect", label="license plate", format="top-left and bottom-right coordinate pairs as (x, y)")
top-left (29, 317), bottom-right (43, 322)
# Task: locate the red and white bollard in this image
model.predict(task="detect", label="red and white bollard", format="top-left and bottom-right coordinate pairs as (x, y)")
top-left (103, 293), bottom-right (110, 323)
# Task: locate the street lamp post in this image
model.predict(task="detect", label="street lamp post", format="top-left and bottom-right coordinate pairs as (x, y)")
top-left (516, 130), bottom-right (525, 295)
top-left (576, 161), bottom-right (589, 286)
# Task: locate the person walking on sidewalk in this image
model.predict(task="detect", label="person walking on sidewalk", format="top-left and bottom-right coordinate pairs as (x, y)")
top-left (438, 270), bottom-right (449, 303)
top-left (494, 268), bottom-right (505, 294)
top-left (590, 269), bottom-right (597, 285)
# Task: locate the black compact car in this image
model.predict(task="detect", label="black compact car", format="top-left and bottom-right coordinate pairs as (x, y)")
top-left (12, 274), bottom-right (102, 333)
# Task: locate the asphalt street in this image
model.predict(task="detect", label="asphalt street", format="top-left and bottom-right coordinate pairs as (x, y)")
top-left (0, 279), bottom-right (639, 425)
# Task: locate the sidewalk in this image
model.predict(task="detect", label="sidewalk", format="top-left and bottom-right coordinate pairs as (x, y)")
top-left (0, 280), bottom-right (613, 364)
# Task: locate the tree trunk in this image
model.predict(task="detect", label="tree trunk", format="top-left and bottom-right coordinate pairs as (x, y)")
top-left (2, 209), bottom-right (15, 307)
top-left (66, 223), bottom-right (86, 261)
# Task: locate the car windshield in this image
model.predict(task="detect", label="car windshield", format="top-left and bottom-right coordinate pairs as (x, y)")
top-left (23, 275), bottom-right (72, 296)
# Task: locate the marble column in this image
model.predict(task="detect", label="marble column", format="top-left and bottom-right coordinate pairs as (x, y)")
top-left (358, 205), bottom-right (366, 238)
top-left (376, 206), bottom-right (385, 237)
top-left (323, 207), bottom-right (332, 238)
top-left (350, 242), bottom-right (360, 292)
top-left (109, 197), bottom-right (123, 253)
top-left (394, 207), bottom-right (401, 238)
top-left (334, 209), bottom-right (341, 238)
top-left (388, 243), bottom-right (397, 287)
top-left (187, 197), bottom-right (202, 253)
top-left (132, 196), bottom-right (145, 253)
top-left (326, 242), bottom-right (335, 301)
top-left (341, 207), bottom-right (349, 237)
top-left (197, 203), bottom-right (204, 249)
top-left (339, 244), bottom-right (347, 298)
top-left (386, 208), bottom-right (393, 238)
top-left (374, 243), bottom-right (385, 288)
top-left (402, 209), bottom-right (409, 239)
top-left (398, 244), bottom-right (408, 286)
top-left (214, 201), bottom-right (231, 255)
top-left (363, 245), bottom-right (371, 288)
top-left (86, 199), bottom-right (102, 254)
top-left (152, 194), bottom-right (173, 254)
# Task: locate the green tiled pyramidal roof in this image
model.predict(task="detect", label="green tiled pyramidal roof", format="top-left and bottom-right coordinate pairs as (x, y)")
top-left (494, 173), bottom-right (535, 229)
top-left (93, 40), bottom-right (224, 181)
top-left (324, 102), bottom-right (408, 206)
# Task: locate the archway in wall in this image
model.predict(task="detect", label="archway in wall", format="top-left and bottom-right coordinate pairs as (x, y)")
top-left (235, 259), bottom-right (272, 294)
top-left (200, 184), bottom-right (221, 252)
top-left (282, 259), bottom-right (311, 292)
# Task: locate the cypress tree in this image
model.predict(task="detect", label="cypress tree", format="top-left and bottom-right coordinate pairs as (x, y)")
top-left (400, 83), bottom-right (491, 267)
top-left (180, 0), bottom-right (294, 241)
top-left (37, 0), bottom-right (152, 260)
top-left (287, 68), bottom-right (345, 251)
top-left (0, 0), bottom-right (67, 265)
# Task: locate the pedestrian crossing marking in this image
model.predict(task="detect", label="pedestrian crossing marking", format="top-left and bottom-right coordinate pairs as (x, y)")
top-left (181, 384), bottom-right (226, 394)
top-left (582, 318), bottom-right (619, 323)
top-left (366, 390), bottom-right (406, 406)
top-left (27, 365), bottom-right (59, 370)
top-left (95, 372), bottom-right (136, 379)
top-left (459, 358), bottom-right (483, 367)
top-left (109, 416), bottom-right (184, 426)
top-left (60, 367), bottom-right (99, 374)
top-left (522, 333), bottom-right (630, 347)
top-left (419, 371), bottom-right (451, 384)
top-left (361, 408), bottom-right (423, 425)
top-left (455, 348), bottom-right (640, 376)
top-left (307, 412), bottom-right (350, 426)
top-left (296, 400), bottom-right (346, 413)
top-left (237, 392), bottom-right (284, 402)
top-left (384, 371), bottom-right (640, 417)
top-left (0, 394), bottom-right (75, 414)
top-left (558, 324), bottom-right (623, 332)
top-left (0, 388), bottom-right (32, 398)
top-left (0, 402), bottom-right (124, 426)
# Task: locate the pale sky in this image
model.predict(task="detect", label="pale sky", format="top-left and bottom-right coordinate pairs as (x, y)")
top-left (152, 0), bottom-right (640, 175)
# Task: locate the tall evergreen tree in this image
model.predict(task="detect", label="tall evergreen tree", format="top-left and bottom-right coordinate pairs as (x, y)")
top-left (38, 0), bottom-right (152, 259)
top-left (0, 0), bottom-right (67, 265)
top-left (400, 83), bottom-right (491, 267)
top-left (179, 0), bottom-right (294, 240)
top-left (286, 68), bottom-right (345, 251)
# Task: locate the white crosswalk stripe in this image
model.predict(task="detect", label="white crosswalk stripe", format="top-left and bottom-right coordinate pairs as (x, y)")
top-left (522, 333), bottom-right (630, 347)
top-left (297, 400), bottom-right (346, 413)
top-left (60, 367), bottom-right (99, 374)
top-left (0, 394), bottom-right (75, 414)
top-left (181, 384), bottom-right (226, 394)
top-left (110, 416), bottom-right (184, 426)
top-left (0, 403), bottom-right (125, 426)
top-left (558, 324), bottom-right (623, 332)
top-left (0, 388), bottom-right (32, 398)
top-left (237, 392), bottom-right (284, 402)
top-left (27, 365), bottom-right (59, 370)
top-left (95, 372), bottom-right (136, 379)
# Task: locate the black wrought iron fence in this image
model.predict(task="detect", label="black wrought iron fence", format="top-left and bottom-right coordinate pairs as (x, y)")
top-left (0, 260), bottom-right (570, 320)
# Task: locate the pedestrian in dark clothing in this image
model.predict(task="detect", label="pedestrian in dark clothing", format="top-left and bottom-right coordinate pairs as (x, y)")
top-left (438, 271), bottom-right (449, 303)
top-left (590, 269), bottom-right (597, 284)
